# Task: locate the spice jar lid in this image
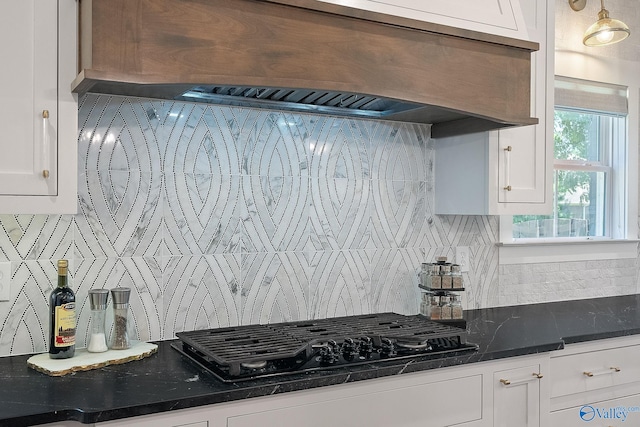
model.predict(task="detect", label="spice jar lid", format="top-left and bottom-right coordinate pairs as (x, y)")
top-left (89, 289), bottom-right (109, 310)
top-left (110, 287), bottom-right (131, 308)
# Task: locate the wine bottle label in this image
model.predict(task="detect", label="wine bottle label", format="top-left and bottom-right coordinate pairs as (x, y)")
top-left (54, 302), bottom-right (76, 347)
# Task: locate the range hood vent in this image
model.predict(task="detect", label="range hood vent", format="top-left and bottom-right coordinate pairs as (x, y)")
top-left (179, 86), bottom-right (419, 119)
top-left (73, 0), bottom-right (539, 138)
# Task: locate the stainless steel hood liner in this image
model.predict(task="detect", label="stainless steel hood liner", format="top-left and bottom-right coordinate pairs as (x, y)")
top-left (73, 0), bottom-right (539, 138)
top-left (179, 86), bottom-right (420, 119)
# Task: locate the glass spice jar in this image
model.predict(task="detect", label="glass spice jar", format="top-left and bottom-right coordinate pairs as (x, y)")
top-left (450, 295), bottom-right (464, 319)
top-left (110, 287), bottom-right (131, 350)
top-left (451, 264), bottom-right (463, 289)
top-left (420, 263), bottom-right (442, 289)
top-left (428, 295), bottom-right (443, 320)
top-left (440, 263), bottom-right (452, 289)
top-left (419, 292), bottom-right (431, 316)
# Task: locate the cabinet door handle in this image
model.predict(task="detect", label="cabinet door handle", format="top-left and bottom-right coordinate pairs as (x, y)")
top-left (42, 110), bottom-right (50, 179)
top-left (583, 367), bottom-right (621, 377)
top-left (500, 373), bottom-right (543, 386)
top-left (503, 146), bottom-right (512, 191)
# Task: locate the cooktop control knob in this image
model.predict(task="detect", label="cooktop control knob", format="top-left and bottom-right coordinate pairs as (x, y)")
top-left (341, 338), bottom-right (359, 361)
top-left (359, 336), bottom-right (373, 357)
top-left (319, 340), bottom-right (340, 365)
top-left (380, 338), bottom-right (397, 358)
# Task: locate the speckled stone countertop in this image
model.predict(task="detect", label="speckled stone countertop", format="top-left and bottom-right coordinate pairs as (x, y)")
top-left (3, 294), bottom-right (640, 427)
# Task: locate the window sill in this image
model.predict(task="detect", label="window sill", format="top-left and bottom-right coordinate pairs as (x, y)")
top-left (497, 239), bottom-right (639, 265)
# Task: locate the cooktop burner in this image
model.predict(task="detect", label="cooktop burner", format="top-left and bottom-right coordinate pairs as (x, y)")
top-left (172, 313), bottom-right (478, 382)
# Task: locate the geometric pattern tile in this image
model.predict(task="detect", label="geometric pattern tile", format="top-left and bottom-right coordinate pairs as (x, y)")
top-left (309, 250), bottom-right (372, 319)
top-left (369, 122), bottom-right (427, 181)
top-left (0, 215), bottom-right (73, 261)
top-left (371, 180), bottom-right (426, 249)
top-left (0, 93), bottom-right (504, 356)
top-left (0, 261), bottom-right (54, 355)
top-left (162, 103), bottom-right (242, 176)
top-left (242, 112), bottom-right (309, 177)
top-left (370, 249), bottom-right (423, 315)
top-left (164, 174), bottom-right (242, 255)
top-left (162, 255), bottom-right (240, 338)
top-left (241, 251), bottom-right (309, 325)
top-left (310, 178), bottom-right (370, 250)
top-left (242, 175), bottom-right (309, 252)
top-left (308, 117), bottom-right (370, 179)
top-left (77, 170), bottom-right (163, 258)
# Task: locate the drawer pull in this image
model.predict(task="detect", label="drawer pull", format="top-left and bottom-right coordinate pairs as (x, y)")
top-left (500, 373), bottom-right (543, 386)
top-left (583, 367), bottom-right (621, 377)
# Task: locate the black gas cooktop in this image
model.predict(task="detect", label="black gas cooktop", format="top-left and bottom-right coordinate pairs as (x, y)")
top-left (172, 313), bottom-right (478, 382)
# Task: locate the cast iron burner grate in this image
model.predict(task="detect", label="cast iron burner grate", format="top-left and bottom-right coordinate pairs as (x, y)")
top-left (278, 313), bottom-right (464, 345)
top-left (175, 324), bottom-right (312, 376)
top-left (173, 313), bottom-right (478, 382)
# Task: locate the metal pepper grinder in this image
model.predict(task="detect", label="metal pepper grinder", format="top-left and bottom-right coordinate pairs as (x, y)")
top-left (110, 287), bottom-right (131, 350)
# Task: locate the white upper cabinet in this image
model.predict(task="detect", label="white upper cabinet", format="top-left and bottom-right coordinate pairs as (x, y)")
top-left (0, 0), bottom-right (77, 214)
top-left (315, 0), bottom-right (530, 40)
top-left (434, 0), bottom-right (553, 216)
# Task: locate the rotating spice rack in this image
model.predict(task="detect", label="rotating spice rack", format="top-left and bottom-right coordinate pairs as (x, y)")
top-left (418, 257), bottom-right (464, 325)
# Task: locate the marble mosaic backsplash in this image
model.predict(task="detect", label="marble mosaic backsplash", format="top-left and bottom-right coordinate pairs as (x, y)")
top-left (0, 94), bottom-right (502, 356)
top-left (1, 0), bottom-right (638, 358)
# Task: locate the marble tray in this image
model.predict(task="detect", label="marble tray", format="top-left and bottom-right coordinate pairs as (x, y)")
top-left (26, 341), bottom-right (158, 376)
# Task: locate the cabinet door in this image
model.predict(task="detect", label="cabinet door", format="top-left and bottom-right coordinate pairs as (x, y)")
top-left (0, 0), bottom-right (58, 196)
top-left (227, 373), bottom-right (483, 427)
top-left (314, 0), bottom-right (529, 40)
top-left (492, 0), bottom-right (553, 215)
top-left (0, 0), bottom-right (77, 214)
top-left (494, 364), bottom-right (543, 427)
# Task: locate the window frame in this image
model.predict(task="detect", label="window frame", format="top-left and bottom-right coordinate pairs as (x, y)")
top-left (499, 72), bottom-right (639, 265)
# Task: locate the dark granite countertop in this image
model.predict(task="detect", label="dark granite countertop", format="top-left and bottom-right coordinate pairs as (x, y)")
top-left (3, 294), bottom-right (640, 427)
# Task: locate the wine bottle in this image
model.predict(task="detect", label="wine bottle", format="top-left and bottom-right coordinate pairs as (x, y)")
top-left (49, 259), bottom-right (76, 359)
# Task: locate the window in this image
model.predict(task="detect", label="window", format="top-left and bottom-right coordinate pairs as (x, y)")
top-left (512, 76), bottom-right (628, 241)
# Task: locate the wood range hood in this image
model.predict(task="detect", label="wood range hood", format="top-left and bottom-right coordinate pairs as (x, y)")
top-left (73, 0), bottom-right (539, 138)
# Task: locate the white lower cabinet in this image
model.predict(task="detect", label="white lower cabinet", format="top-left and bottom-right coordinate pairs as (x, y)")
top-left (549, 336), bottom-right (640, 427)
top-left (98, 365), bottom-right (485, 427)
top-left (225, 370), bottom-right (483, 427)
top-left (94, 355), bottom-right (549, 427)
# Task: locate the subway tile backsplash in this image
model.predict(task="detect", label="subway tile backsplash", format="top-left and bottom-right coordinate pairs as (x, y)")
top-left (0, 94), bottom-right (496, 356)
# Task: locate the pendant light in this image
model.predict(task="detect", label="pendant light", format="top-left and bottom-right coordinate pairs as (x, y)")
top-left (569, 0), bottom-right (630, 46)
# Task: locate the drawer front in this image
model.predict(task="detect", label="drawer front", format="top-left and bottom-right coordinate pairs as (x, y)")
top-left (227, 374), bottom-right (483, 427)
top-left (550, 392), bottom-right (640, 427)
top-left (551, 345), bottom-right (640, 398)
